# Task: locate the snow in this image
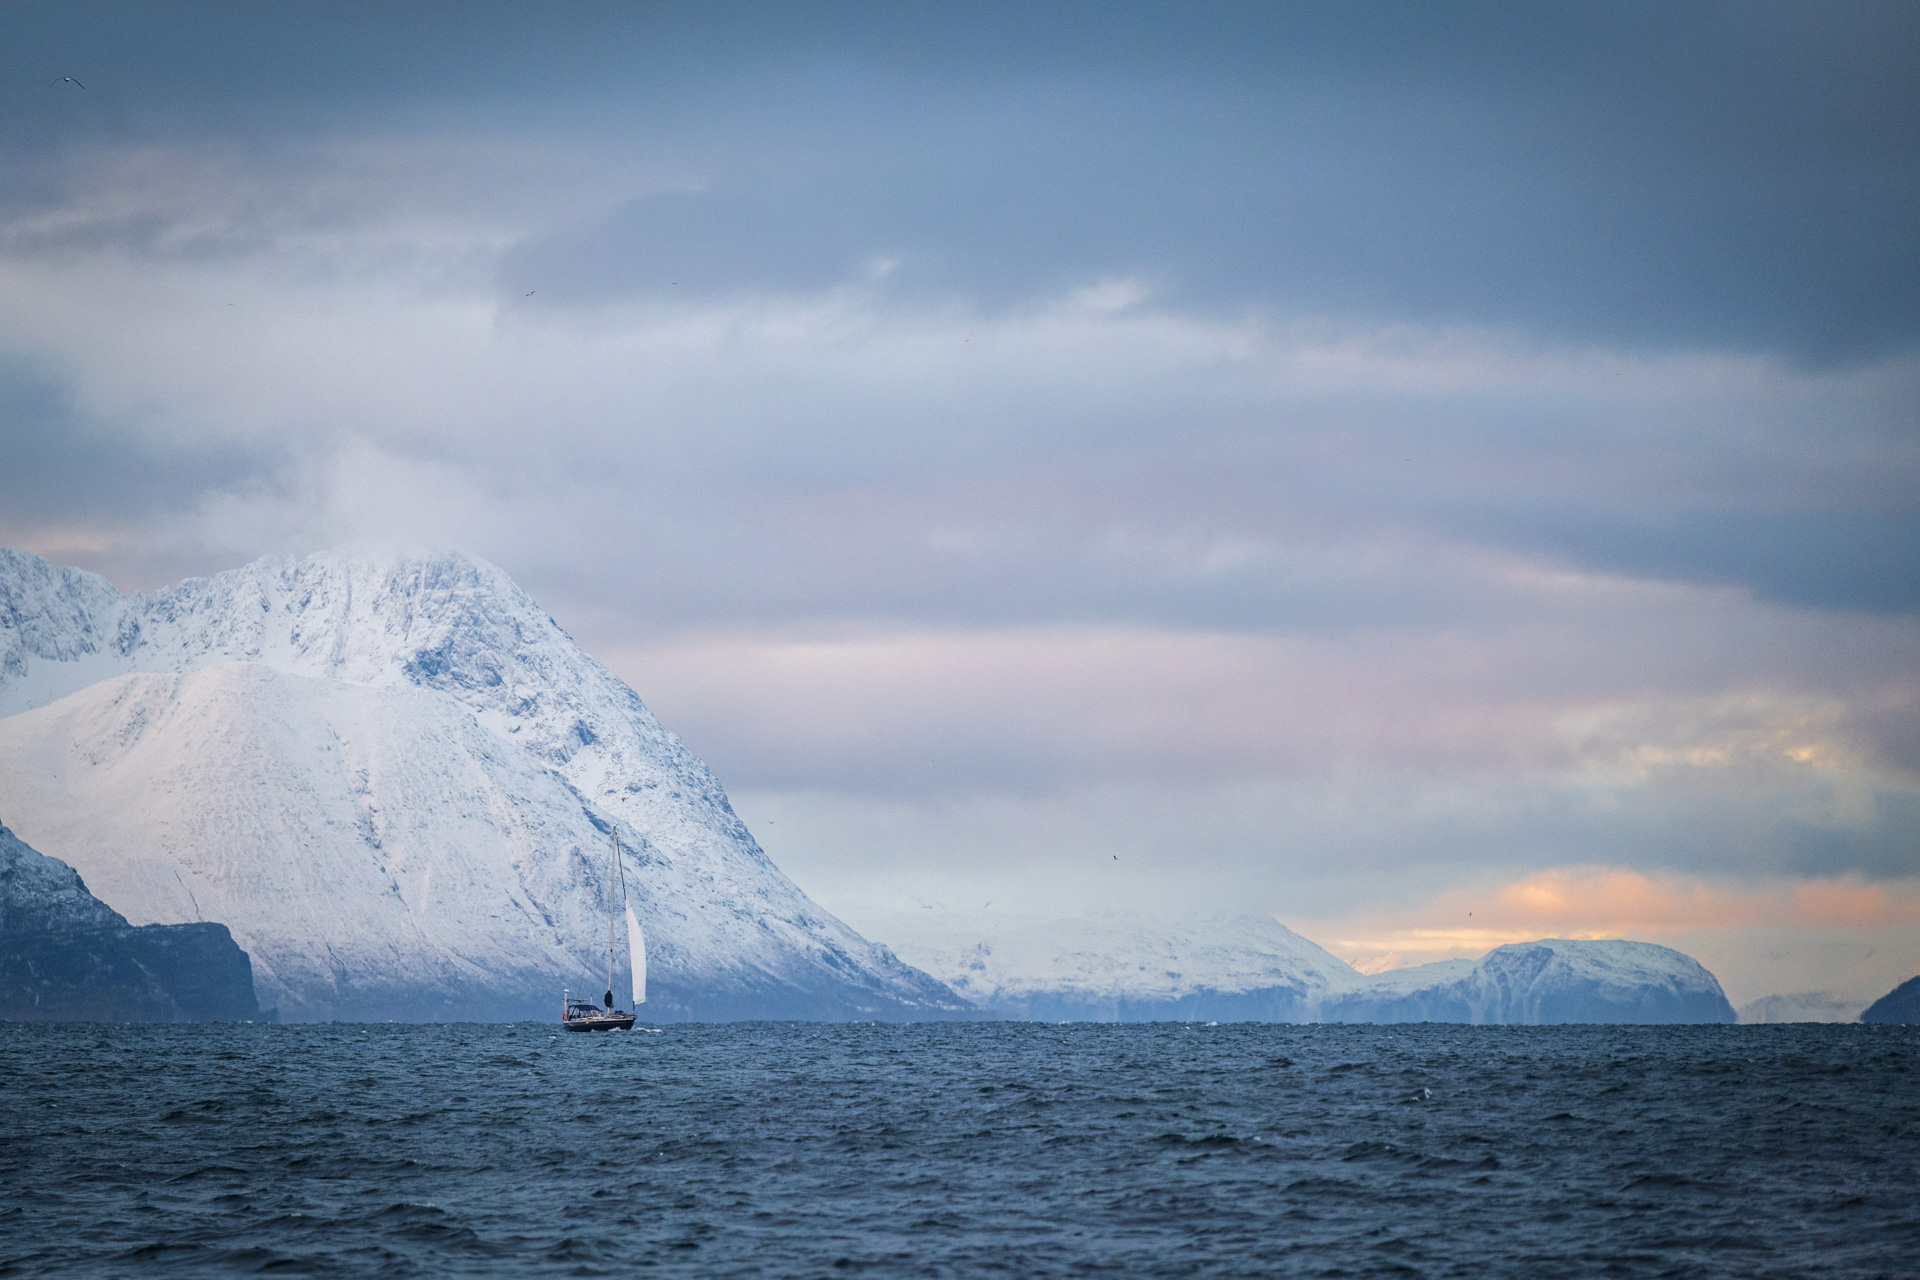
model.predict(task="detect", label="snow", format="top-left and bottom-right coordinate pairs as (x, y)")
top-left (873, 909), bottom-right (1362, 1006)
top-left (867, 909), bottom-right (1369, 1022)
top-left (0, 547), bottom-right (1741, 1025)
top-left (1323, 939), bottom-right (1737, 1024)
top-left (0, 818), bottom-right (128, 937)
top-left (878, 908), bottom-right (1736, 1024)
top-left (1355, 958), bottom-right (1478, 996)
top-left (0, 549), bottom-right (968, 1022)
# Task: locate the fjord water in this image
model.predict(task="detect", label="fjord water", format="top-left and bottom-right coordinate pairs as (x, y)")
top-left (2, 1023), bottom-right (1913, 1278)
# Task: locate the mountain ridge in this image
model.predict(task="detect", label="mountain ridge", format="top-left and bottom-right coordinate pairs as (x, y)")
top-left (0, 548), bottom-right (1742, 1026)
top-left (1860, 975), bottom-right (1920, 1024)
top-left (870, 909), bottom-right (1737, 1024)
top-left (0, 548), bottom-right (973, 1022)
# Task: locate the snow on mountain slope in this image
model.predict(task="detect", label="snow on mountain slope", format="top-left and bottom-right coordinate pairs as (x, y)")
top-left (1326, 939), bottom-right (1737, 1024)
top-left (1, 818), bottom-right (127, 937)
top-left (0, 549), bottom-right (969, 1022)
top-left (0, 551), bottom-right (135, 716)
top-left (868, 909), bottom-right (1365, 1022)
top-left (0, 666), bottom-right (613, 1019)
top-left (868, 906), bottom-right (1735, 1024)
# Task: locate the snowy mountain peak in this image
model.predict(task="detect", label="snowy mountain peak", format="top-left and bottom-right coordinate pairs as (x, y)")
top-left (0, 548), bottom-right (970, 1021)
top-left (1323, 938), bottom-right (1735, 1024)
top-left (868, 908), bottom-right (1365, 1021)
top-left (0, 548), bottom-right (131, 686)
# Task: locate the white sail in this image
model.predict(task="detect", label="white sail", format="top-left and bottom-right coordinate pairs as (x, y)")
top-left (626, 903), bottom-right (647, 1006)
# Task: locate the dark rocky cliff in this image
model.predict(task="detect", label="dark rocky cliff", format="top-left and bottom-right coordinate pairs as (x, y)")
top-left (0, 821), bottom-right (260, 1022)
top-left (1859, 975), bottom-right (1920, 1025)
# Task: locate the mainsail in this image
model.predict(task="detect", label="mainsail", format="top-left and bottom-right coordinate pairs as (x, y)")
top-left (626, 903), bottom-right (647, 1006)
top-left (568, 822), bottom-right (642, 1031)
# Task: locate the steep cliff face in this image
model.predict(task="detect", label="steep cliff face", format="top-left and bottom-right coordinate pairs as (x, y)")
top-left (0, 821), bottom-right (259, 1022)
top-left (0, 549), bottom-right (970, 1022)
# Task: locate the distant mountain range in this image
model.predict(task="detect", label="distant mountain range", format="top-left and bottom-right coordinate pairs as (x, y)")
top-left (860, 909), bottom-right (1738, 1024)
top-left (2, 547), bottom-right (1755, 1026)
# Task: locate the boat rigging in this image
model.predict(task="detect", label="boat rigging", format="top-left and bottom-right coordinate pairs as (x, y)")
top-left (562, 823), bottom-right (645, 1032)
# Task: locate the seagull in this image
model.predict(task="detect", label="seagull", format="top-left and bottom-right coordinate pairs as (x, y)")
top-left (524, 290), bottom-right (535, 296)
top-left (53, 76), bottom-right (84, 88)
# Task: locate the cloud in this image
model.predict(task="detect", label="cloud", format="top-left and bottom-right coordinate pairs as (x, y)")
top-left (0, 355), bottom-right (285, 541)
top-left (1349, 865), bottom-right (1920, 942)
top-left (4, 224), bottom-right (1914, 621)
top-left (1, 1), bottom-right (1914, 1000)
top-left (1294, 865), bottom-right (1920, 1002)
top-left (4, 2), bottom-right (1915, 357)
top-left (608, 619), bottom-right (1920, 793)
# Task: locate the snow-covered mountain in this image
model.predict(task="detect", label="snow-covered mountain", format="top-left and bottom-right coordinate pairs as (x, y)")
top-left (1322, 939), bottom-right (1736, 1024)
top-left (869, 909), bottom-right (1364, 1021)
top-left (0, 548), bottom-right (972, 1022)
top-left (878, 908), bottom-right (1736, 1024)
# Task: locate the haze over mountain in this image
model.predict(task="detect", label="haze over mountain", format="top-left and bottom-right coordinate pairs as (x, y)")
top-left (0, 548), bottom-right (972, 1022)
top-left (1737, 992), bottom-right (1871, 1024)
top-left (870, 909), bottom-right (1735, 1024)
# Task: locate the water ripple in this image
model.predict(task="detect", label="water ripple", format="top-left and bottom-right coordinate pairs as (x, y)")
top-left (0, 1022), bottom-right (1914, 1277)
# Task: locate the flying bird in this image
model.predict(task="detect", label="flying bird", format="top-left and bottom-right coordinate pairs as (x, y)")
top-left (53, 76), bottom-right (84, 88)
top-left (524, 290), bottom-right (535, 296)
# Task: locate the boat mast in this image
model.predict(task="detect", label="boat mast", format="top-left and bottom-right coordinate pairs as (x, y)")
top-left (606, 824), bottom-right (617, 1009)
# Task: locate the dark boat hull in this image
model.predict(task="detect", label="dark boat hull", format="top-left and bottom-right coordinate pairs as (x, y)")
top-left (562, 1013), bottom-right (637, 1032)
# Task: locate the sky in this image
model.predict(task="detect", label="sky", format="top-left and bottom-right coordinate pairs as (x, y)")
top-left (2, 0), bottom-right (1917, 1005)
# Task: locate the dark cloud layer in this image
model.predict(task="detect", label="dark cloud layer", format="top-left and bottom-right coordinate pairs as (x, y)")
top-left (1522, 511), bottom-right (1920, 616)
top-left (6, 1), bottom-right (1916, 359)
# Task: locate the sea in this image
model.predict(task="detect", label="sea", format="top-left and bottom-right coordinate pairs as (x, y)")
top-left (2, 1021), bottom-right (1914, 1278)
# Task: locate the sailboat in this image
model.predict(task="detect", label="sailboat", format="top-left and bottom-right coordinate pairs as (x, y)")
top-left (561, 824), bottom-right (646, 1032)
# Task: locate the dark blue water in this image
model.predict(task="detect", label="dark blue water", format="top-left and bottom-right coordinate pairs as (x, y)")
top-left (2, 1022), bottom-right (1915, 1278)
